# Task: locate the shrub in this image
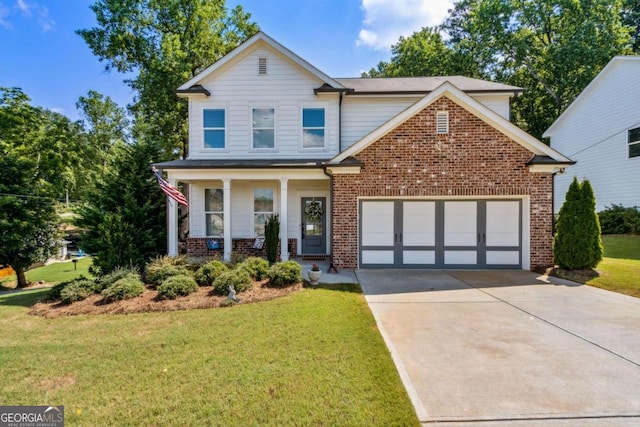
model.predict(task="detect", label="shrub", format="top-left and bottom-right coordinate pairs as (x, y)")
top-left (212, 270), bottom-right (252, 296)
top-left (101, 276), bottom-right (145, 302)
top-left (144, 255), bottom-right (188, 283)
top-left (267, 261), bottom-right (302, 288)
top-left (157, 275), bottom-right (198, 300)
top-left (60, 278), bottom-right (99, 304)
top-left (237, 257), bottom-right (269, 280)
top-left (554, 177), bottom-right (603, 270)
top-left (599, 204), bottom-right (640, 235)
top-left (97, 267), bottom-right (140, 291)
top-left (146, 264), bottom-right (191, 288)
top-left (48, 276), bottom-right (92, 301)
top-left (194, 260), bottom-right (229, 286)
top-left (264, 214), bottom-right (280, 265)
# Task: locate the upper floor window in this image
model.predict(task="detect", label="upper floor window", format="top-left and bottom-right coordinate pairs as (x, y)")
top-left (203, 109), bottom-right (225, 149)
top-left (302, 108), bottom-right (325, 149)
top-left (254, 189), bottom-right (274, 236)
top-left (205, 188), bottom-right (224, 236)
top-left (629, 127), bottom-right (640, 158)
top-left (252, 108), bottom-right (275, 149)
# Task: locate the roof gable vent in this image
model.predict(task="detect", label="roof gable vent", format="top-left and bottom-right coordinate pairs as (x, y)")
top-left (436, 111), bottom-right (449, 134)
top-left (258, 57), bottom-right (267, 75)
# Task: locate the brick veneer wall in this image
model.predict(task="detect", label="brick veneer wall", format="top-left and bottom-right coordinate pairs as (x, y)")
top-left (186, 237), bottom-right (297, 259)
top-left (331, 97), bottom-right (553, 270)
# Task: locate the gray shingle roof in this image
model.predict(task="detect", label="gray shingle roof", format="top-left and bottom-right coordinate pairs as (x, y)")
top-left (334, 76), bottom-right (522, 94)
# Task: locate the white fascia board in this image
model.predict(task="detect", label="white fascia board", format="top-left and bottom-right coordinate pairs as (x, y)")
top-left (177, 31), bottom-right (344, 91)
top-left (528, 164), bottom-right (573, 173)
top-left (325, 166), bottom-right (362, 175)
top-left (167, 168), bottom-right (329, 182)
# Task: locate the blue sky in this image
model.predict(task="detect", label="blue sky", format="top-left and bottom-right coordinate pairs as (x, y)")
top-left (0, 0), bottom-right (453, 121)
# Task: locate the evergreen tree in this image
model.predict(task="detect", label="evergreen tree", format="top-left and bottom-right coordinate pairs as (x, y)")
top-left (554, 177), bottom-right (603, 269)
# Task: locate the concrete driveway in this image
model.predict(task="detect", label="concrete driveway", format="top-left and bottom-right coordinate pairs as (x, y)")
top-left (357, 270), bottom-right (640, 426)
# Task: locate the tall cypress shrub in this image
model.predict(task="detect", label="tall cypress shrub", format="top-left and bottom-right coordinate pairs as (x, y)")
top-left (554, 177), bottom-right (603, 270)
top-left (264, 214), bottom-right (280, 265)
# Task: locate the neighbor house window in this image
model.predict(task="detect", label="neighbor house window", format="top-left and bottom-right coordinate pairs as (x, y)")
top-left (252, 108), bottom-right (275, 149)
top-left (629, 127), bottom-right (640, 158)
top-left (302, 108), bottom-right (325, 148)
top-left (203, 109), bottom-right (225, 149)
top-left (254, 188), bottom-right (274, 236)
top-left (205, 188), bottom-right (224, 236)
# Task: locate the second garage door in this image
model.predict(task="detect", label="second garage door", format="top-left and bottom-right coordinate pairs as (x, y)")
top-left (359, 199), bottom-right (522, 269)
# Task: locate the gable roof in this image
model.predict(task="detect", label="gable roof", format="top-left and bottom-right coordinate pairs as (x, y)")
top-left (334, 76), bottom-right (522, 95)
top-left (330, 81), bottom-right (572, 165)
top-left (543, 56), bottom-right (640, 138)
top-left (177, 31), bottom-right (344, 92)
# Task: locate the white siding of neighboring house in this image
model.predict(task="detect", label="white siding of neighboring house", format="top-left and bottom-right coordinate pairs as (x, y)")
top-left (188, 43), bottom-right (339, 159)
top-left (548, 59), bottom-right (640, 212)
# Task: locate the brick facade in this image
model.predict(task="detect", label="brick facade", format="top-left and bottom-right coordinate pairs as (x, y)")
top-left (331, 97), bottom-right (553, 270)
top-left (186, 237), bottom-right (297, 259)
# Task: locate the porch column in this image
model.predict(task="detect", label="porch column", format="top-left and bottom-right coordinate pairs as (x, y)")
top-left (223, 178), bottom-right (231, 262)
top-left (167, 177), bottom-right (179, 256)
top-left (279, 178), bottom-right (289, 261)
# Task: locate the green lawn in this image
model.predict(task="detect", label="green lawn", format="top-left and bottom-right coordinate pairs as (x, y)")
top-left (0, 285), bottom-right (419, 426)
top-left (587, 235), bottom-right (640, 297)
top-left (0, 257), bottom-right (93, 289)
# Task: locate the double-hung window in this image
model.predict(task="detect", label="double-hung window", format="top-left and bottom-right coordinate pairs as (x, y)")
top-left (302, 108), bottom-right (325, 149)
top-left (254, 189), bottom-right (274, 236)
top-left (629, 127), bottom-right (640, 158)
top-left (203, 109), bottom-right (225, 149)
top-left (252, 108), bottom-right (275, 149)
top-left (205, 189), bottom-right (224, 236)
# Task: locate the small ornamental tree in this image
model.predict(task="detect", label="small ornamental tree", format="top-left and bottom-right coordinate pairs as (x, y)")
top-left (554, 177), bottom-right (603, 270)
top-left (264, 214), bottom-right (280, 265)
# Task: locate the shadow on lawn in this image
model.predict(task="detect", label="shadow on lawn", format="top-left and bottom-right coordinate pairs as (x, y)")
top-left (303, 282), bottom-right (362, 294)
top-left (0, 288), bottom-right (49, 308)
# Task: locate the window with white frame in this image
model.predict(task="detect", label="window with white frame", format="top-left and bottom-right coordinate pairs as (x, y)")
top-left (302, 108), bottom-right (325, 148)
top-left (629, 127), bottom-right (640, 158)
top-left (254, 188), bottom-right (274, 236)
top-left (252, 108), bottom-right (275, 149)
top-left (205, 188), bottom-right (224, 236)
top-left (203, 109), bottom-right (225, 149)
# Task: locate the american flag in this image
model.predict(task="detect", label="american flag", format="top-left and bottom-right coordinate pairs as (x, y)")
top-left (153, 168), bottom-right (188, 207)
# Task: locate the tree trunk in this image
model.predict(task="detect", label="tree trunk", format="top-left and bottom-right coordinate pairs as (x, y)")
top-left (15, 266), bottom-right (28, 288)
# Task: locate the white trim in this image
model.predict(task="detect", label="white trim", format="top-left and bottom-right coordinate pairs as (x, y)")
top-left (325, 166), bottom-right (361, 175)
top-left (177, 32), bottom-right (344, 92)
top-left (280, 179), bottom-right (289, 261)
top-left (167, 168), bottom-right (329, 181)
top-left (330, 82), bottom-right (573, 165)
top-left (222, 179), bottom-right (231, 262)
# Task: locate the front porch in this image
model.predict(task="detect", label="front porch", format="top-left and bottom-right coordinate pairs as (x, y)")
top-left (159, 162), bottom-right (331, 262)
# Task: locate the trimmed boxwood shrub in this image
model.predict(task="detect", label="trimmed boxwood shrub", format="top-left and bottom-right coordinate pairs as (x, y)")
top-left (267, 261), bottom-right (302, 288)
top-left (194, 260), bottom-right (229, 286)
top-left (97, 267), bottom-right (140, 291)
top-left (212, 270), bottom-right (252, 296)
top-left (147, 264), bottom-right (191, 288)
top-left (236, 257), bottom-right (269, 280)
top-left (48, 276), bottom-right (92, 301)
top-left (157, 275), bottom-right (198, 300)
top-left (101, 276), bottom-right (145, 302)
top-left (60, 278), bottom-right (99, 304)
top-left (144, 255), bottom-right (188, 282)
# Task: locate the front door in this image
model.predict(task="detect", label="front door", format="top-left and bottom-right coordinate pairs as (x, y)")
top-left (301, 197), bottom-right (326, 254)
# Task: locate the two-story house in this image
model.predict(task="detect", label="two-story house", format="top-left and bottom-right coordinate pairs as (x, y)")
top-left (154, 32), bottom-right (573, 271)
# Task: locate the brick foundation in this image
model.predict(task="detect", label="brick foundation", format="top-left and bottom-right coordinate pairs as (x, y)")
top-left (186, 237), bottom-right (297, 259)
top-left (331, 97), bottom-right (554, 270)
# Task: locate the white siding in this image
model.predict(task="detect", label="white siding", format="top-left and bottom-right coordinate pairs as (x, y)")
top-left (471, 94), bottom-right (511, 120)
top-left (188, 43), bottom-right (339, 159)
top-left (549, 60), bottom-right (640, 212)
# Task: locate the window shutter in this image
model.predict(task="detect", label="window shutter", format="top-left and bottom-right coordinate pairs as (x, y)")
top-left (258, 57), bottom-right (267, 75)
top-left (436, 111), bottom-right (449, 134)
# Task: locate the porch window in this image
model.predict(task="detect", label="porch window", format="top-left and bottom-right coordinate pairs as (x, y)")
top-left (203, 109), bottom-right (225, 149)
top-left (254, 188), bottom-right (274, 236)
top-left (629, 127), bottom-right (640, 158)
top-left (205, 188), bottom-right (224, 236)
top-left (302, 108), bottom-right (325, 148)
top-left (252, 108), bottom-right (275, 149)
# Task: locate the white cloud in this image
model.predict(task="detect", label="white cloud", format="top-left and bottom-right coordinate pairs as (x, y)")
top-left (357, 0), bottom-right (454, 51)
top-left (0, 4), bottom-right (10, 28)
top-left (16, 0), bottom-right (30, 15)
top-left (15, 0), bottom-right (53, 30)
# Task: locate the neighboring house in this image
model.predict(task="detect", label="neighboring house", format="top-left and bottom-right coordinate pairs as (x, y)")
top-left (154, 32), bottom-right (573, 270)
top-left (544, 56), bottom-right (640, 212)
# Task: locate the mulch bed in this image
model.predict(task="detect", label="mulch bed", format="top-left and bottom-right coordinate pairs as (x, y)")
top-left (29, 280), bottom-right (304, 318)
top-left (546, 267), bottom-right (600, 284)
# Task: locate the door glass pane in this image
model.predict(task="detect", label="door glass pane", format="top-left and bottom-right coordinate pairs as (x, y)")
top-left (304, 200), bottom-right (323, 236)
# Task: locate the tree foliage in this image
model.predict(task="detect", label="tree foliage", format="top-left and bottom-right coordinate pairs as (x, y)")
top-left (77, 0), bottom-right (258, 158)
top-left (554, 177), bottom-right (603, 270)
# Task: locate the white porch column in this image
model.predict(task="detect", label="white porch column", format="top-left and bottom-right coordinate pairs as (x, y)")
top-left (223, 178), bottom-right (231, 262)
top-left (167, 177), bottom-right (179, 256)
top-left (279, 178), bottom-right (289, 261)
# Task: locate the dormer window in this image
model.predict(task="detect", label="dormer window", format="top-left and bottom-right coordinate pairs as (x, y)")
top-left (436, 111), bottom-right (449, 134)
top-left (258, 57), bottom-right (267, 75)
top-left (629, 127), bottom-right (640, 158)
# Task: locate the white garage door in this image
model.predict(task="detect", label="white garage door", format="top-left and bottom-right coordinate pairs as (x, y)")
top-left (359, 200), bottom-right (522, 268)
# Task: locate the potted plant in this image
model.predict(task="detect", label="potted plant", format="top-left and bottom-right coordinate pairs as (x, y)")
top-left (307, 263), bottom-right (321, 285)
